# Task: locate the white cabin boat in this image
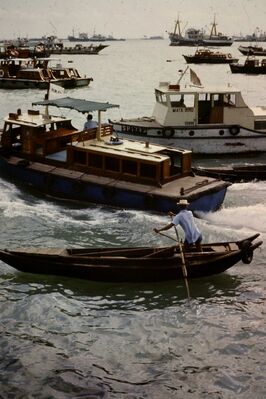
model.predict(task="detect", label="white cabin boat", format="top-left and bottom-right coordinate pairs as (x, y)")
top-left (111, 76), bottom-right (266, 154)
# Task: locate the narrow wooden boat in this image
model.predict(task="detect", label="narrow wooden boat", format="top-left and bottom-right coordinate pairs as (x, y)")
top-left (49, 43), bottom-right (108, 55)
top-left (193, 164), bottom-right (266, 182)
top-left (238, 45), bottom-right (266, 56)
top-left (0, 234), bottom-right (262, 282)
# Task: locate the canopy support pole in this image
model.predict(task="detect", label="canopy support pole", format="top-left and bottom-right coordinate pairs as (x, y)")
top-left (96, 110), bottom-right (102, 141)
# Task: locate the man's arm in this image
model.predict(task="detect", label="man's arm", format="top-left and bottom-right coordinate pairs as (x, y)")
top-left (154, 222), bottom-right (174, 234)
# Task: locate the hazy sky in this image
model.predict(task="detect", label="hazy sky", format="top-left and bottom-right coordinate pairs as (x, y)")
top-left (0, 0), bottom-right (265, 39)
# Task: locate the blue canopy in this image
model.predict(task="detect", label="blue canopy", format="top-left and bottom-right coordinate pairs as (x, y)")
top-left (32, 97), bottom-right (119, 113)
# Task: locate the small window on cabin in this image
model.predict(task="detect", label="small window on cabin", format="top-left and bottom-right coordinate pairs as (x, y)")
top-left (212, 94), bottom-right (219, 103)
top-left (73, 150), bottom-right (87, 165)
top-left (105, 156), bottom-right (120, 172)
top-left (122, 159), bottom-right (137, 175)
top-left (170, 94), bottom-right (185, 108)
top-left (155, 90), bottom-right (167, 105)
top-left (183, 94), bottom-right (194, 108)
top-left (88, 153), bottom-right (103, 169)
top-left (140, 163), bottom-right (156, 179)
top-left (254, 120), bottom-right (266, 130)
top-left (199, 93), bottom-right (209, 102)
top-left (224, 94), bottom-right (236, 107)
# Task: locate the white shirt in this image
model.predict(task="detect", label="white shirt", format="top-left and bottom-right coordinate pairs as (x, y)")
top-left (172, 209), bottom-right (201, 244)
top-left (84, 120), bottom-right (97, 129)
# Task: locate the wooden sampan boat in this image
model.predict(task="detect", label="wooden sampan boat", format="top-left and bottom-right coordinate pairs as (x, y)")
top-left (193, 164), bottom-right (266, 183)
top-left (0, 234), bottom-right (262, 282)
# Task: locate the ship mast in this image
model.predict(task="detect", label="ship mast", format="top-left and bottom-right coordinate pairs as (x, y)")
top-left (209, 15), bottom-right (218, 38)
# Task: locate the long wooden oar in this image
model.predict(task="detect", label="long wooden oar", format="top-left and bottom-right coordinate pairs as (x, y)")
top-left (156, 229), bottom-right (190, 300)
top-left (173, 227), bottom-right (191, 301)
top-left (170, 216), bottom-right (191, 301)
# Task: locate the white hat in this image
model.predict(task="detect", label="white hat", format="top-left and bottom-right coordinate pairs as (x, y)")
top-left (177, 199), bottom-right (189, 206)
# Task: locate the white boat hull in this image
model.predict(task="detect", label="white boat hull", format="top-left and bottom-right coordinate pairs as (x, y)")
top-left (112, 123), bottom-right (266, 154)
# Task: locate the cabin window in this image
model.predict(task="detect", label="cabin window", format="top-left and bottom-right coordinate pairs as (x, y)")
top-left (105, 156), bottom-right (120, 172)
top-left (199, 93), bottom-right (210, 101)
top-left (224, 94), bottom-right (236, 106)
top-left (255, 120), bottom-right (266, 130)
top-left (170, 94), bottom-right (185, 107)
top-left (122, 159), bottom-right (137, 175)
top-left (140, 163), bottom-right (157, 179)
top-left (155, 90), bottom-right (167, 105)
top-left (88, 153), bottom-right (103, 168)
top-left (73, 150), bottom-right (87, 165)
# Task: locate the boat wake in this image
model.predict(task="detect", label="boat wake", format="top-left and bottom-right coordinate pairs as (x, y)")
top-left (197, 188), bottom-right (265, 243)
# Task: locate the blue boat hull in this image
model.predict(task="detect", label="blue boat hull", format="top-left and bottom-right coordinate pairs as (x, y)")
top-left (0, 156), bottom-right (227, 213)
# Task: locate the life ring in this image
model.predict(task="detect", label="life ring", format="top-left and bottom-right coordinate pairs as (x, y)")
top-left (162, 128), bottom-right (174, 138)
top-left (240, 240), bottom-right (253, 264)
top-left (0, 69), bottom-right (4, 77)
top-left (229, 125), bottom-right (240, 136)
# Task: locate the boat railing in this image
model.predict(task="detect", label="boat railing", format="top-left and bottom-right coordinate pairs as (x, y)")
top-left (74, 124), bottom-right (113, 144)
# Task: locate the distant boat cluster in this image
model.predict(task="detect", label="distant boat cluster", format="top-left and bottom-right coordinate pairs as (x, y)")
top-left (67, 31), bottom-right (126, 42)
top-left (168, 17), bottom-right (233, 46)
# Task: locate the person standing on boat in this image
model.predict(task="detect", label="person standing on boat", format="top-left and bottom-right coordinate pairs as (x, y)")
top-left (84, 113), bottom-right (97, 129)
top-left (154, 199), bottom-right (202, 251)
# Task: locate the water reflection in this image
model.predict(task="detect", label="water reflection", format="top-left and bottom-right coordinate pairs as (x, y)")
top-left (1, 268), bottom-right (244, 311)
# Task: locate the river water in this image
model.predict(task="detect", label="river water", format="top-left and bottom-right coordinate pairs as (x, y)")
top-left (0, 39), bottom-right (266, 398)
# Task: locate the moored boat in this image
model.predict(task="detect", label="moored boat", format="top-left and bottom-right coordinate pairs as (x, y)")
top-left (110, 70), bottom-right (266, 154)
top-left (230, 56), bottom-right (266, 74)
top-left (238, 45), bottom-right (266, 56)
top-left (193, 164), bottom-right (266, 182)
top-left (0, 57), bottom-right (93, 89)
top-left (183, 48), bottom-right (238, 64)
top-left (49, 43), bottom-right (108, 55)
top-left (0, 42), bottom-right (49, 58)
top-left (0, 97), bottom-right (230, 214)
top-left (0, 234), bottom-right (262, 282)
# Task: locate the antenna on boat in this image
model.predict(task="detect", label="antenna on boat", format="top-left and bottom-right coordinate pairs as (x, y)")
top-left (177, 65), bottom-right (189, 84)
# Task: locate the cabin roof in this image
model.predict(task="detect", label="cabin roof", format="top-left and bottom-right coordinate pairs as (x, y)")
top-left (250, 106), bottom-right (266, 116)
top-left (5, 112), bottom-right (68, 127)
top-left (72, 137), bottom-right (172, 162)
top-left (156, 83), bottom-right (240, 95)
top-left (32, 97), bottom-right (120, 113)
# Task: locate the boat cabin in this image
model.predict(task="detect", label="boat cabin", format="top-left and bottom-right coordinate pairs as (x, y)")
top-left (1, 100), bottom-right (192, 187)
top-left (152, 82), bottom-right (266, 130)
top-left (51, 63), bottom-right (82, 79)
top-left (0, 58), bottom-right (54, 80)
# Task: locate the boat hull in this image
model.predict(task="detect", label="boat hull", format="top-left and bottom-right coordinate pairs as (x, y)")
top-left (0, 78), bottom-right (92, 89)
top-left (193, 165), bottom-right (266, 182)
top-left (0, 154), bottom-right (228, 214)
top-left (0, 235), bottom-right (262, 282)
top-left (112, 123), bottom-right (266, 154)
top-left (184, 55), bottom-right (238, 64)
top-left (230, 64), bottom-right (266, 74)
